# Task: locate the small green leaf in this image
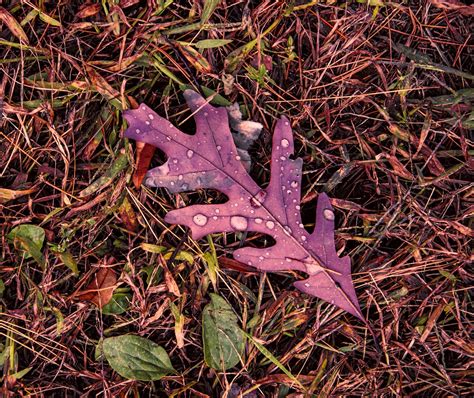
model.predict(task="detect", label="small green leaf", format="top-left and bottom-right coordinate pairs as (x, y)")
top-left (102, 293), bottom-right (131, 315)
top-left (194, 39), bottom-right (232, 49)
top-left (55, 250), bottom-right (79, 275)
top-left (103, 335), bottom-right (175, 381)
top-left (140, 243), bottom-right (167, 253)
top-left (9, 367), bottom-right (32, 380)
top-left (0, 279), bottom-right (4, 298)
top-left (38, 11), bottom-right (61, 27)
top-left (202, 293), bottom-right (245, 370)
top-left (201, 0), bottom-right (221, 24)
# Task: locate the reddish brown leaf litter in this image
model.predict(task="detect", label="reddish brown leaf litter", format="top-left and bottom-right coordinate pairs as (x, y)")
top-left (0, 1), bottom-right (472, 397)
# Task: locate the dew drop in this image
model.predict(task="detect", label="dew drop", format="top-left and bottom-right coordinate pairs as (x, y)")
top-left (296, 205), bottom-right (301, 210)
top-left (235, 155), bottom-right (241, 161)
top-left (301, 236), bottom-right (307, 241)
top-left (135, 128), bottom-right (141, 134)
top-left (215, 209), bottom-right (220, 214)
top-left (204, 112), bottom-right (208, 117)
top-left (254, 218), bottom-right (263, 224)
top-left (145, 121), bottom-right (150, 125)
top-left (169, 123), bottom-right (173, 128)
top-left (299, 223), bottom-right (304, 228)
top-left (285, 258), bottom-right (292, 262)
top-left (217, 145), bottom-right (222, 151)
top-left (280, 156), bottom-right (286, 161)
top-left (266, 221), bottom-right (275, 229)
top-left (178, 174), bottom-right (183, 180)
top-left (286, 190), bottom-right (292, 194)
top-left (281, 138), bottom-right (290, 148)
top-left (166, 136), bottom-right (171, 141)
top-left (187, 149), bottom-right (194, 158)
top-left (304, 283), bottom-right (310, 287)
top-left (284, 121), bottom-right (289, 126)
top-left (170, 181), bottom-right (175, 186)
top-left (230, 216), bottom-right (248, 231)
top-left (193, 214), bottom-right (208, 226)
top-left (290, 181), bottom-right (298, 188)
top-left (284, 226), bottom-right (292, 235)
top-left (172, 158), bottom-right (178, 164)
top-left (181, 183), bottom-right (189, 190)
top-left (197, 177), bottom-right (202, 185)
top-left (259, 256), bottom-right (264, 260)
top-left (141, 106), bottom-right (146, 110)
top-left (148, 114), bottom-right (154, 120)
top-left (248, 261), bottom-right (252, 266)
top-left (323, 209), bottom-right (335, 221)
top-left (212, 216), bottom-right (218, 220)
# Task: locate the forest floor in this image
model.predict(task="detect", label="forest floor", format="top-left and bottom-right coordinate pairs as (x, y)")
top-left (0, 1), bottom-right (473, 397)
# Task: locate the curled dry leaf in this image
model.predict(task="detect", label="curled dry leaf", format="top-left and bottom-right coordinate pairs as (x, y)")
top-left (124, 91), bottom-right (363, 319)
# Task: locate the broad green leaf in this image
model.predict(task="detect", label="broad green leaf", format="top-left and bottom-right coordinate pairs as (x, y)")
top-left (102, 293), bottom-right (131, 315)
top-left (7, 224), bottom-right (46, 268)
top-left (103, 335), bottom-right (175, 381)
top-left (194, 39), bottom-right (232, 49)
top-left (202, 293), bottom-right (245, 370)
top-left (8, 224), bottom-right (45, 251)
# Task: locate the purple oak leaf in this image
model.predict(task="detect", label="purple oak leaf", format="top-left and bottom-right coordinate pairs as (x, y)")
top-left (124, 91), bottom-right (363, 319)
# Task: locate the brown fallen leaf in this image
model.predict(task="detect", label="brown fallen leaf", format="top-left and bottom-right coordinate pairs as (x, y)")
top-left (0, 7), bottom-right (29, 43)
top-left (76, 266), bottom-right (117, 308)
top-left (163, 262), bottom-right (181, 297)
top-left (0, 187), bottom-right (37, 204)
top-left (118, 196), bottom-right (138, 232)
top-left (177, 42), bottom-right (212, 74)
top-left (429, 0), bottom-right (474, 16)
top-left (76, 3), bottom-right (101, 19)
top-left (132, 141), bottom-right (156, 189)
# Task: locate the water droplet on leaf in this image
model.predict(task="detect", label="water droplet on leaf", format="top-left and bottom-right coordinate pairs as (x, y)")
top-left (193, 214), bottom-right (208, 226)
top-left (230, 216), bottom-right (248, 231)
top-left (323, 209), bottom-right (335, 221)
top-left (266, 221), bottom-right (275, 229)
